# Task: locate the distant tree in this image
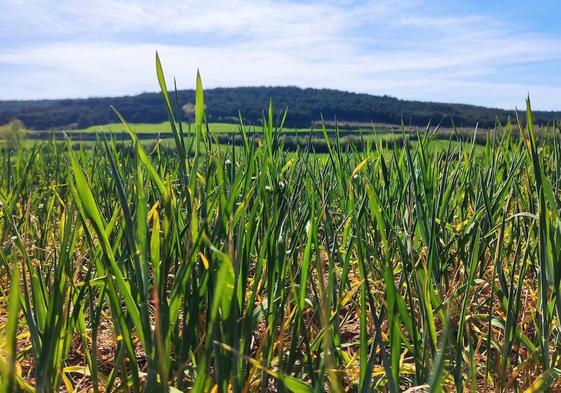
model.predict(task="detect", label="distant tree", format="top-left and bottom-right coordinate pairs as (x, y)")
top-left (182, 103), bottom-right (196, 122)
top-left (0, 119), bottom-right (26, 151)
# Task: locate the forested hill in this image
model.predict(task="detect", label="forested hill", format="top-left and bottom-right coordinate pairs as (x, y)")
top-left (1, 86), bottom-right (559, 130)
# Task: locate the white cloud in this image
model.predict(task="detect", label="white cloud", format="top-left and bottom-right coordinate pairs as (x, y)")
top-left (1, 0), bottom-right (560, 110)
top-left (1, 0), bottom-right (402, 39)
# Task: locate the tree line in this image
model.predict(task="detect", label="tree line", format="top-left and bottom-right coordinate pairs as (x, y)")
top-left (1, 86), bottom-right (559, 130)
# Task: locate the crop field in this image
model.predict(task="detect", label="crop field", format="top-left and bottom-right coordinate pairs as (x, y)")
top-left (1, 57), bottom-right (561, 392)
top-left (76, 122), bottom-right (246, 135)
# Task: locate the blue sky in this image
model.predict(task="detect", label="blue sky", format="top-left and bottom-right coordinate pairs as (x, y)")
top-left (1, 0), bottom-right (561, 110)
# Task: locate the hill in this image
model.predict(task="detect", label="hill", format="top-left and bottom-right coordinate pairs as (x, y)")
top-left (1, 86), bottom-right (559, 130)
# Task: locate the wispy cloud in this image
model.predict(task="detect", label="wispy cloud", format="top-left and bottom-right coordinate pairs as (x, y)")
top-left (1, 0), bottom-right (560, 110)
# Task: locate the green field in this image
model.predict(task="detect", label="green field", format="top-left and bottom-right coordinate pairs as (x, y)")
top-left (1, 59), bottom-right (560, 392)
top-left (76, 121), bottom-right (353, 135)
top-left (76, 121), bottom-right (243, 134)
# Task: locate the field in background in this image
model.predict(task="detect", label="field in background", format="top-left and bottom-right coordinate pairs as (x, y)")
top-left (77, 121), bottom-right (244, 134)
top-left (1, 56), bottom-right (561, 392)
